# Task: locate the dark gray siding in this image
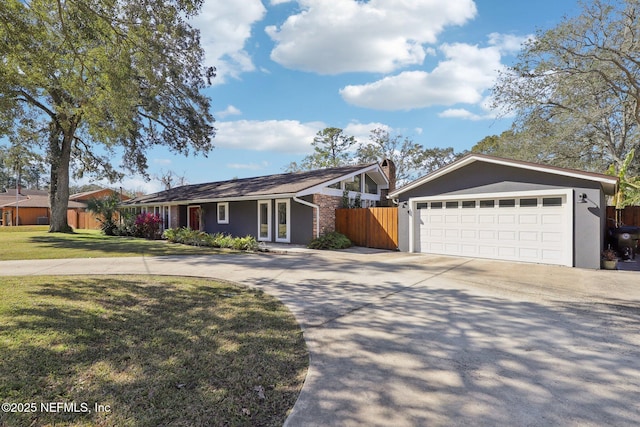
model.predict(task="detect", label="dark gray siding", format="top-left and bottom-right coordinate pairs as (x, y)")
top-left (202, 201), bottom-right (258, 237)
top-left (396, 163), bottom-right (603, 201)
top-left (178, 205), bottom-right (187, 228)
top-left (395, 162), bottom-right (607, 269)
top-left (196, 198), bottom-right (314, 244)
top-left (291, 196), bottom-right (314, 245)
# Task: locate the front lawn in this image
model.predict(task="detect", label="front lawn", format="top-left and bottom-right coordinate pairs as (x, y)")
top-left (0, 227), bottom-right (234, 260)
top-left (0, 275), bottom-right (308, 426)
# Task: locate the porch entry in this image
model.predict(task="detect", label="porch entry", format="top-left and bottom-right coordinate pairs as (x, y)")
top-left (257, 199), bottom-right (290, 242)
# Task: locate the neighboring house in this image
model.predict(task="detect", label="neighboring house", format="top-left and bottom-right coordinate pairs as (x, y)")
top-left (122, 163), bottom-right (393, 244)
top-left (0, 187), bottom-right (127, 228)
top-left (0, 189), bottom-right (64, 226)
top-left (67, 188), bottom-right (130, 229)
top-left (389, 154), bottom-right (618, 269)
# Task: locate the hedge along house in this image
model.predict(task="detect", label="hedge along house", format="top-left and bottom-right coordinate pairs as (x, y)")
top-left (389, 154), bottom-right (618, 269)
top-left (122, 163), bottom-right (392, 245)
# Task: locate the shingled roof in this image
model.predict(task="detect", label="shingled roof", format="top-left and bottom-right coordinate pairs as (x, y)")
top-left (124, 164), bottom-right (380, 205)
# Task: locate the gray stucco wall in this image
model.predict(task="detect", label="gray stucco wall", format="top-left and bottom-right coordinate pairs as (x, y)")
top-left (395, 162), bottom-right (607, 269)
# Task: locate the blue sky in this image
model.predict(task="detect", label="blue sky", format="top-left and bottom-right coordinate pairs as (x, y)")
top-left (105, 0), bottom-right (583, 193)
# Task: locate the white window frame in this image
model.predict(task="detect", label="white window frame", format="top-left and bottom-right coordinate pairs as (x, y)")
top-left (257, 200), bottom-right (272, 242)
top-left (217, 202), bottom-right (229, 224)
top-left (275, 199), bottom-right (291, 243)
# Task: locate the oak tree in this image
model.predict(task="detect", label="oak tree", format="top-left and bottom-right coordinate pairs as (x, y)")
top-left (492, 0), bottom-right (640, 174)
top-left (0, 0), bottom-right (216, 231)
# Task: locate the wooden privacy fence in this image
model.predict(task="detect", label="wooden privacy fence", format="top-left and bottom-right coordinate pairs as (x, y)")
top-left (335, 207), bottom-right (398, 250)
top-left (606, 206), bottom-right (640, 227)
top-left (67, 210), bottom-right (103, 230)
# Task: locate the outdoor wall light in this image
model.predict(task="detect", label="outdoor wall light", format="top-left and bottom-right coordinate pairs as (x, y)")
top-left (578, 193), bottom-right (588, 203)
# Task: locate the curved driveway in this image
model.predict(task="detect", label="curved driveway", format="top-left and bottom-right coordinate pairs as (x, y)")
top-left (2, 250), bottom-right (640, 426)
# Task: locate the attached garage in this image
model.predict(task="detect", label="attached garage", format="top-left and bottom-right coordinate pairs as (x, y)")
top-left (390, 154), bottom-right (618, 269)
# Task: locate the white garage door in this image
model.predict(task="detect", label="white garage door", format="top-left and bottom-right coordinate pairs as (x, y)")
top-left (413, 191), bottom-right (573, 266)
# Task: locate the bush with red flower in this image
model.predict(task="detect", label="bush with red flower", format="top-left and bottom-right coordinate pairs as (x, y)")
top-left (134, 212), bottom-right (162, 239)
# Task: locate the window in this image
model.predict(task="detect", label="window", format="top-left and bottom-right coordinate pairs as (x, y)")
top-left (217, 202), bottom-right (229, 224)
top-left (520, 198), bottom-right (537, 207)
top-left (499, 199), bottom-right (516, 207)
top-left (275, 199), bottom-right (290, 243)
top-left (344, 174), bottom-right (361, 192)
top-left (480, 200), bottom-right (495, 208)
top-left (364, 174), bottom-right (378, 194)
top-left (446, 201), bottom-right (459, 209)
top-left (257, 201), bottom-right (271, 241)
top-left (416, 202), bottom-right (428, 209)
top-left (543, 197), bottom-right (562, 207)
top-left (462, 200), bottom-right (476, 209)
top-left (430, 202), bottom-right (443, 209)
top-left (328, 181), bottom-right (341, 189)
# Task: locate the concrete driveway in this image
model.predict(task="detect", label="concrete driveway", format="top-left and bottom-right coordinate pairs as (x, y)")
top-left (2, 250), bottom-right (639, 426)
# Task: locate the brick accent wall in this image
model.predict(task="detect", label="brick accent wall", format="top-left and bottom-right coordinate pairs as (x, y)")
top-left (170, 206), bottom-right (180, 229)
top-left (312, 194), bottom-right (343, 236)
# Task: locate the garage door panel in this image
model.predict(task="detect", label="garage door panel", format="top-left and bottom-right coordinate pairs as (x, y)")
top-left (479, 215), bottom-right (495, 224)
top-left (461, 229), bottom-right (476, 239)
top-left (445, 229), bottom-right (459, 238)
top-left (542, 232), bottom-right (561, 242)
top-left (461, 215), bottom-right (476, 223)
top-left (498, 231), bottom-right (516, 241)
top-left (519, 248), bottom-right (539, 258)
top-left (479, 230), bottom-right (495, 239)
top-left (498, 215), bottom-right (515, 224)
top-left (519, 215), bottom-right (538, 224)
top-left (415, 193), bottom-right (570, 266)
top-left (542, 214), bottom-right (562, 224)
top-left (519, 231), bottom-right (538, 241)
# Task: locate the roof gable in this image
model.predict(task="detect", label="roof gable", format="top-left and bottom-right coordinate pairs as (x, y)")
top-left (389, 154), bottom-right (619, 198)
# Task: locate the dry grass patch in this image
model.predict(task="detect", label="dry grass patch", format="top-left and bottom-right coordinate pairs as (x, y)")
top-left (0, 275), bottom-right (308, 426)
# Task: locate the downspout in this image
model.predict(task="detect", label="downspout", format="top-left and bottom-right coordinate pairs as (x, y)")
top-left (293, 196), bottom-right (320, 238)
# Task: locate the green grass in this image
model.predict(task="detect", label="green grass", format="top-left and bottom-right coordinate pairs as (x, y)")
top-left (0, 227), bottom-right (239, 260)
top-left (0, 275), bottom-right (309, 427)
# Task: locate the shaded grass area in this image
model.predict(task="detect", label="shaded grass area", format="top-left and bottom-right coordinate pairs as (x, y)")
top-left (0, 275), bottom-right (309, 426)
top-left (0, 227), bottom-right (234, 260)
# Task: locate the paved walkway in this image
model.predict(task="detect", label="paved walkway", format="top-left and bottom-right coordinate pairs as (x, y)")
top-left (2, 251), bottom-right (639, 426)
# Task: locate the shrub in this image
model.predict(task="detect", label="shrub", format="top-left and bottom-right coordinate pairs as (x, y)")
top-left (308, 232), bottom-right (352, 250)
top-left (161, 228), bottom-right (259, 251)
top-left (134, 212), bottom-right (162, 239)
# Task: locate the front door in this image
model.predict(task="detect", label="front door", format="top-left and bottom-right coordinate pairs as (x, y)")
top-left (188, 206), bottom-right (200, 230)
top-left (257, 200), bottom-right (271, 241)
top-left (275, 199), bottom-right (290, 243)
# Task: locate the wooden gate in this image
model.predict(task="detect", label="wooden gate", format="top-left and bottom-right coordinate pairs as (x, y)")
top-left (335, 207), bottom-right (398, 250)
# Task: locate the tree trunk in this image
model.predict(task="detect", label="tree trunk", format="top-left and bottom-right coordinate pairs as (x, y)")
top-left (48, 125), bottom-right (74, 233)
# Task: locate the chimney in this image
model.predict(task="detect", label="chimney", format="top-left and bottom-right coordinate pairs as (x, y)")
top-left (381, 158), bottom-right (396, 193)
top-left (380, 159), bottom-right (396, 207)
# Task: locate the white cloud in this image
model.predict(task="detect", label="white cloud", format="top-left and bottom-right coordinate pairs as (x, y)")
top-left (227, 161), bottom-right (270, 170)
top-left (343, 121), bottom-right (391, 145)
top-left (191, 0), bottom-right (266, 83)
top-left (488, 32), bottom-right (533, 54)
top-left (215, 120), bottom-right (326, 154)
top-left (438, 108), bottom-right (486, 121)
top-left (339, 40), bottom-right (506, 110)
top-left (266, 0), bottom-right (477, 74)
top-left (215, 105), bottom-right (242, 119)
